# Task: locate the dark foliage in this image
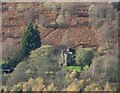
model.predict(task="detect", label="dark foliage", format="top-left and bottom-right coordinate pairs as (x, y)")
top-left (20, 22), bottom-right (41, 57)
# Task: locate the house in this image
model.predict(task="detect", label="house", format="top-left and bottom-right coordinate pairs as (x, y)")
top-left (59, 48), bottom-right (74, 67)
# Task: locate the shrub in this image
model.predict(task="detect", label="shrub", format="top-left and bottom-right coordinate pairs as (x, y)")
top-left (16, 3), bottom-right (26, 12)
top-left (104, 81), bottom-right (113, 91)
top-left (88, 3), bottom-right (117, 28)
top-left (104, 55), bottom-right (118, 82)
top-left (84, 82), bottom-right (102, 91)
top-left (30, 78), bottom-right (45, 91)
top-left (5, 61), bottom-right (30, 88)
top-left (69, 70), bottom-right (79, 79)
top-left (53, 69), bottom-right (70, 90)
top-left (89, 56), bottom-right (105, 74)
top-left (98, 20), bottom-right (118, 47)
top-left (29, 45), bottom-right (53, 58)
top-left (43, 22), bottom-right (58, 29)
top-left (63, 82), bottom-right (80, 91)
top-left (62, 3), bottom-right (80, 17)
top-left (75, 48), bottom-right (94, 70)
top-left (2, 38), bottom-right (24, 68)
top-left (44, 83), bottom-right (57, 91)
top-left (3, 45), bottom-right (61, 89)
top-left (43, 2), bottom-right (62, 11)
top-left (9, 77), bottom-right (45, 91)
top-left (78, 79), bottom-right (86, 91)
top-left (49, 22), bottom-right (58, 29)
top-left (28, 45), bottom-right (60, 76)
top-left (56, 13), bottom-right (67, 28)
top-left (89, 53), bottom-right (118, 83)
top-left (11, 82), bottom-right (23, 91)
top-left (22, 82), bottom-right (32, 91)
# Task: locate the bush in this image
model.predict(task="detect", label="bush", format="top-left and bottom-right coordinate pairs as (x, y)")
top-left (63, 82), bottom-right (80, 91)
top-left (62, 3), bottom-right (80, 16)
top-left (11, 82), bottom-right (23, 91)
top-left (104, 81), bottom-right (113, 91)
top-left (89, 56), bottom-right (105, 74)
top-left (56, 13), bottom-right (67, 28)
top-left (10, 77), bottom-right (45, 91)
top-left (29, 45), bottom-right (53, 58)
top-left (3, 45), bottom-right (60, 88)
top-left (29, 78), bottom-right (45, 91)
top-left (44, 83), bottom-right (58, 91)
top-left (84, 82), bottom-right (102, 91)
top-left (43, 2), bottom-right (62, 11)
top-left (16, 3), bottom-right (26, 12)
top-left (28, 45), bottom-right (60, 75)
top-left (105, 55), bottom-right (118, 82)
top-left (78, 79), bottom-right (86, 91)
top-left (2, 38), bottom-right (24, 68)
top-left (75, 48), bottom-right (94, 70)
top-left (89, 53), bottom-right (118, 83)
top-left (89, 3), bottom-right (117, 28)
top-left (5, 61), bottom-right (30, 88)
top-left (69, 70), bottom-right (79, 79)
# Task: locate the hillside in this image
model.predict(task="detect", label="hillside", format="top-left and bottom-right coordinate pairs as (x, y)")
top-left (2, 2), bottom-right (100, 49)
top-left (1, 2), bottom-right (119, 92)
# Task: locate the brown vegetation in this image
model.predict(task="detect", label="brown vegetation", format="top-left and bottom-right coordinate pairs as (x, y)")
top-left (2, 2), bottom-right (99, 49)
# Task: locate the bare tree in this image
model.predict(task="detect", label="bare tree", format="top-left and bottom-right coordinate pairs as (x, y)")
top-left (24, 8), bottom-right (36, 23)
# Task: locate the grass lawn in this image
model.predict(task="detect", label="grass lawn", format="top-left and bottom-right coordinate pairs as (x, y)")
top-left (65, 66), bottom-right (81, 72)
top-left (65, 65), bottom-right (89, 72)
top-left (83, 65), bottom-right (89, 70)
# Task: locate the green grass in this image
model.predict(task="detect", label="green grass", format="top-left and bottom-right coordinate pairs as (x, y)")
top-left (65, 65), bottom-right (89, 72)
top-left (83, 65), bottom-right (89, 70)
top-left (65, 66), bottom-right (81, 72)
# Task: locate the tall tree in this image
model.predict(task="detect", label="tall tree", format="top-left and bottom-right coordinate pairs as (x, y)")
top-left (20, 22), bottom-right (41, 57)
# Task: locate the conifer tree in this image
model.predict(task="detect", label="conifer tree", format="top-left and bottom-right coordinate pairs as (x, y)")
top-left (20, 22), bottom-right (41, 57)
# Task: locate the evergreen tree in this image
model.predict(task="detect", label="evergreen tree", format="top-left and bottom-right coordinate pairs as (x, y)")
top-left (20, 22), bottom-right (41, 57)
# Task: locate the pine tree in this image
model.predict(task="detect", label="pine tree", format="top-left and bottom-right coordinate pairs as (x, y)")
top-left (20, 22), bottom-right (41, 57)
